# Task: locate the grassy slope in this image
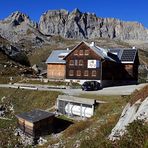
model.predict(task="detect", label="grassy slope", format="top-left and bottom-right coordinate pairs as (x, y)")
top-left (59, 86), bottom-right (148, 148)
top-left (43, 86), bottom-right (148, 148)
top-left (41, 95), bottom-right (130, 148)
top-left (0, 88), bottom-right (62, 147)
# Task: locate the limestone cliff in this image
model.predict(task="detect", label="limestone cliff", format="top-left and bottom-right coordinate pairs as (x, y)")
top-left (0, 11), bottom-right (48, 47)
top-left (39, 9), bottom-right (148, 40)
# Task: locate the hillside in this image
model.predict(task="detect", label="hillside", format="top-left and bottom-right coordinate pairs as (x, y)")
top-left (0, 9), bottom-right (148, 69)
top-left (0, 84), bottom-right (147, 147)
top-left (47, 86), bottom-right (148, 148)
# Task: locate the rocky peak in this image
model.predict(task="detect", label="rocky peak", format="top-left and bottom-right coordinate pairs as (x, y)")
top-left (2, 11), bottom-right (37, 29)
top-left (8, 11), bottom-right (29, 22)
top-left (39, 8), bottom-right (148, 40)
top-left (0, 11), bottom-right (43, 44)
top-left (71, 8), bottom-right (81, 15)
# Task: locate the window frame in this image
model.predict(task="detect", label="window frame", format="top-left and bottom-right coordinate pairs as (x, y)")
top-left (85, 50), bottom-right (89, 55)
top-left (75, 60), bottom-right (78, 66)
top-left (79, 60), bottom-right (83, 66)
top-left (69, 70), bottom-right (74, 76)
top-left (92, 70), bottom-right (97, 77)
top-left (74, 50), bottom-right (78, 55)
top-left (69, 60), bottom-right (74, 66)
top-left (84, 70), bottom-right (89, 76)
top-left (76, 70), bottom-right (81, 76)
top-left (79, 50), bottom-right (83, 56)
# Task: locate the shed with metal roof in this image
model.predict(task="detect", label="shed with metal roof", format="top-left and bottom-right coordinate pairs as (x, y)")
top-left (16, 109), bottom-right (54, 138)
top-left (46, 49), bottom-right (71, 79)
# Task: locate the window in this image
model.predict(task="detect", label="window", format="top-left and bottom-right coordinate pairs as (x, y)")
top-left (76, 70), bottom-right (81, 76)
top-left (79, 50), bottom-right (83, 55)
top-left (79, 60), bottom-right (83, 66)
top-left (85, 50), bottom-right (89, 55)
top-left (84, 70), bottom-right (89, 76)
top-left (69, 60), bottom-right (74, 66)
top-left (74, 50), bottom-right (78, 55)
top-left (69, 70), bottom-right (74, 76)
top-left (92, 70), bottom-right (97, 77)
top-left (75, 60), bottom-right (78, 66)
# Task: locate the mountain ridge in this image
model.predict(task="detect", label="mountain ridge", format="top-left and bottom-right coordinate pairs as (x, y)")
top-left (0, 9), bottom-right (148, 44)
top-left (39, 8), bottom-right (148, 40)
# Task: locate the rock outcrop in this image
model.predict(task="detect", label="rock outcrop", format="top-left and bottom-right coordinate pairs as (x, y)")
top-left (0, 35), bottom-right (30, 66)
top-left (109, 96), bottom-right (148, 141)
top-left (39, 9), bottom-right (148, 40)
top-left (0, 11), bottom-right (48, 47)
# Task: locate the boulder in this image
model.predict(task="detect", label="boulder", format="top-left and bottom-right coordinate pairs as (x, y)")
top-left (109, 97), bottom-right (148, 140)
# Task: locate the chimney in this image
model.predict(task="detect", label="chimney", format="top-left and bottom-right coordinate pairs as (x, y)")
top-left (132, 46), bottom-right (136, 49)
top-left (90, 42), bottom-right (95, 47)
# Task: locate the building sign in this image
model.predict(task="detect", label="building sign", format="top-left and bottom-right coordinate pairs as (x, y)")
top-left (87, 60), bottom-right (100, 68)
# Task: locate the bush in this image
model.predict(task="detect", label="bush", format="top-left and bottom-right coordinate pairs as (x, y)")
top-left (130, 85), bottom-right (148, 104)
top-left (115, 120), bottom-right (148, 148)
top-left (80, 120), bottom-right (148, 148)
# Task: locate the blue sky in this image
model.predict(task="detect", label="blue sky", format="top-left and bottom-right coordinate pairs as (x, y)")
top-left (0, 0), bottom-right (148, 28)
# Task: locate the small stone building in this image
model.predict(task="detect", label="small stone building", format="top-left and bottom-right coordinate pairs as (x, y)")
top-left (16, 109), bottom-right (54, 138)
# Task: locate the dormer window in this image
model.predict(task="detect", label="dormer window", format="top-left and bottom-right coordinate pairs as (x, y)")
top-left (58, 55), bottom-right (65, 59)
top-left (58, 53), bottom-right (68, 59)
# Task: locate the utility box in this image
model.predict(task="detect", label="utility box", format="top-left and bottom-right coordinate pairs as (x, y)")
top-left (56, 95), bottom-right (96, 118)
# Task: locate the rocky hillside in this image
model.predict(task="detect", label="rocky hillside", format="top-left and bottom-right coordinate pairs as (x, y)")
top-left (0, 35), bottom-right (30, 66)
top-left (39, 9), bottom-right (148, 40)
top-left (0, 11), bottom-right (50, 50)
top-left (0, 9), bottom-right (148, 45)
top-left (0, 9), bottom-right (148, 68)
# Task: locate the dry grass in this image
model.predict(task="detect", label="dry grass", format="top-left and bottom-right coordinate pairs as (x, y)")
top-left (0, 88), bottom-right (62, 147)
top-left (130, 85), bottom-right (148, 105)
top-left (63, 120), bottom-right (92, 138)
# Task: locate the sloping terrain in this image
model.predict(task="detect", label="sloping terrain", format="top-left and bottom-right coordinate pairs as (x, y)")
top-left (46, 85), bottom-right (148, 148)
top-left (0, 88), bottom-right (62, 147)
top-left (0, 36), bottom-right (34, 82)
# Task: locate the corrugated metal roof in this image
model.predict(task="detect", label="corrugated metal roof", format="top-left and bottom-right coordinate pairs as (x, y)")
top-left (46, 50), bottom-right (71, 64)
top-left (16, 109), bottom-right (54, 123)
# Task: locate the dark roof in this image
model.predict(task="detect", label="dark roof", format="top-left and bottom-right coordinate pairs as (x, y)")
top-left (109, 48), bottom-right (137, 63)
top-left (16, 109), bottom-right (54, 123)
top-left (120, 49), bottom-right (137, 63)
top-left (46, 50), bottom-right (71, 64)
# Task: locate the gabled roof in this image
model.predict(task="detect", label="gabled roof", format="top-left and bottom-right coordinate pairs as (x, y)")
top-left (109, 48), bottom-right (138, 63)
top-left (16, 109), bottom-right (54, 123)
top-left (63, 41), bottom-right (115, 61)
top-left (46, 49), bottom-right (71, 64)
